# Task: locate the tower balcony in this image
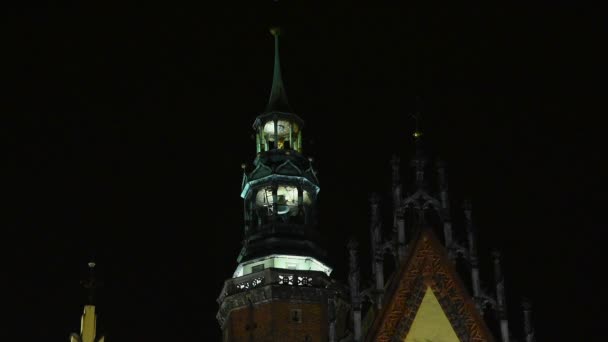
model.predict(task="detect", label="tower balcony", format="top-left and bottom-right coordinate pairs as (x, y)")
top-left (216, 267), bottom-right (342, 327)
top-left (218, 267), bottom-right (332, 302)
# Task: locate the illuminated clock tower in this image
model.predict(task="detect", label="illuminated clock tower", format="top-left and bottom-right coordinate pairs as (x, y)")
top-left (217, 28), bottom-right (348, 341)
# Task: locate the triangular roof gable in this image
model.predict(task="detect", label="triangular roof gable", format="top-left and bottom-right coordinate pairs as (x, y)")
top-left (275, 159), bottom-right (303, 176)
top-left (366, 227), bottom-right (495, 342)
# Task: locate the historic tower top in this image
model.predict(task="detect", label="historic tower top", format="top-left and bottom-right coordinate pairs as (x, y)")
top-left (217, 30), bottom-right (348, 341)
top-left (252, 27), bottom-right (305, 154)
top-left (236, 28), bottom-right (327, 276)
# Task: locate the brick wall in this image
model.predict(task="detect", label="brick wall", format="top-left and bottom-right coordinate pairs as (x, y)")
top-left (224, 300), bottom-right (328, 342)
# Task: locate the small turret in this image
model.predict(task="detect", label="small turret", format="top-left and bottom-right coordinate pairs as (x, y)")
top-left (464, 199), bottom-right (482, 300)
top-left (369, 193), bottom-right (384, 308)
top-left (348, 238), bottom-right (362, 341)
top-left (436, 159), bottom-right (454, 257)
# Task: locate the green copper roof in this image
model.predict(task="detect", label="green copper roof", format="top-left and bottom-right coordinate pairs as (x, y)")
top-left (265, 28), bottom-right (293, 113)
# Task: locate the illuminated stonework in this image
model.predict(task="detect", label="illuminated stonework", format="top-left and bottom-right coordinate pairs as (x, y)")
top-left (70, 305), bottom-right (105, 342)
top-left (404, 287), bottom-right (459, 342)
top-left (233, 254), bottom-right (333, 278)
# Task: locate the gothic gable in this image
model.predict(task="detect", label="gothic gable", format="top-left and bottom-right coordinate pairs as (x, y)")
top-left (366, 228), bottom-right (494, 342)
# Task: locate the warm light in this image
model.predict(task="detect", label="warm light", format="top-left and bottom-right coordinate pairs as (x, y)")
top-left (255, 186), bottom-right (312, 215)
top-left (263, 120), bottom-right (291, 139)
top-left (404, 287), bottom-right (460, 342)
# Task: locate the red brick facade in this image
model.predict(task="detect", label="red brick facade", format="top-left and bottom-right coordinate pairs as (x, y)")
top-left (223, 301), bottom-right (328, 342)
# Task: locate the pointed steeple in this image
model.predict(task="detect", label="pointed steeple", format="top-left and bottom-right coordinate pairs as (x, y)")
top-left (265, 27), bottom-right (293, 113)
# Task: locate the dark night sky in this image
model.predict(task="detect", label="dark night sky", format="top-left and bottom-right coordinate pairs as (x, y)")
top-left (3, 2), bottom-right (602, 341)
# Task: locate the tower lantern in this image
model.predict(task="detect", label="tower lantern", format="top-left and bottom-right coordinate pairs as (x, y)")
top-left (217, 29), bottom-right (348, 342)
top-left (253, 27), bottom-right (304, 154)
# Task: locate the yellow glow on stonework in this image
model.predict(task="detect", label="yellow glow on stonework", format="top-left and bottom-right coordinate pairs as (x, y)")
top-left (80, 305), bottom-right (97, 342)
top-left (404, 287), bottom-right (459, 342)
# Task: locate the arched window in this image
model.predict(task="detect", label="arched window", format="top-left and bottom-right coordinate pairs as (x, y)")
top-left (257, 120), bottom-right (301, 152)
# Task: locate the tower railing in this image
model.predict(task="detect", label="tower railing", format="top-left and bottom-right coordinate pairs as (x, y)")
top-left (218, 267), bottom-right (332, 302)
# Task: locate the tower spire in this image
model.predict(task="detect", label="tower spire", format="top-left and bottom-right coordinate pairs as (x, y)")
top-left (265, 27), bottom-right (292, 113)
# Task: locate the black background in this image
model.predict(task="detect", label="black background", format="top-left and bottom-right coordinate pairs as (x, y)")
top-left (4, 1), bottom-right (602, 341)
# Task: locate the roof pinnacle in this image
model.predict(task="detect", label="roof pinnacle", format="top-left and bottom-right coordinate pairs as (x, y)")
top-left (265, 27), bottom-right (292, 113)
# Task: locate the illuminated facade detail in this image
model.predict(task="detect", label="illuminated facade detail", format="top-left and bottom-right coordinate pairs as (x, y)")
top-left (278, 274), bottom-right (294, 285)
top-left (404, 287), bottom-right (460, 342)
top-left (352, 116), bottom-right (535, 342)
top-left (217, 29), bottom-right (349, 341)
top-left (253, 186), bottom-right (312, 217)
top-left (297, 276), bottom-right (314, 286)
top-left (235, 276), bottom-right (265, 290)
top-left (233, 254), bottom-right (332, 278)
